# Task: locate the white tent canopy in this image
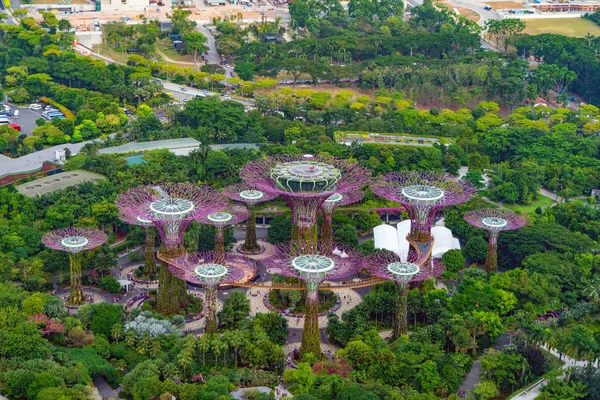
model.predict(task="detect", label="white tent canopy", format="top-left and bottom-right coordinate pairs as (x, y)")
top-left (373, 221), bottom-right (460, 260)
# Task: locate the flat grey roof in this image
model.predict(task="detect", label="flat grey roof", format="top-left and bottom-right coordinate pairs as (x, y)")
top-left (98, 138), bottom-right (201, 155)
top-left (15, 170), bottom-right (106, 198)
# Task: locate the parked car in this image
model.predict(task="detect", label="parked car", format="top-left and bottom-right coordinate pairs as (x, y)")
top-left (29, 104), bottom-right (43, 110)
top-left (123, 108), bottom-right (132, 116)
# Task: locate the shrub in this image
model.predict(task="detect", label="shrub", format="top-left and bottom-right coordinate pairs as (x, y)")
top-left (99, 276), bottom-right (121, 294)
top-left (40, 97), bottom-right (75, 120)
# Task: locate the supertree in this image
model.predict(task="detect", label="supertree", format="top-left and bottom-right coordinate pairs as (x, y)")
top-left (115, 183), bottom-right (228, 315)
top-left (222, 182), bottom-right (278, 253)
top-left (320, 191), bottom-right (364, 254)
top-left (372, 171), bottom-right (476, 243)
top-left (199, 207), bottom-right (249, 264)
top-left (240, 155), bottom-right (371, 252)
top-left (117, 211), bottom-right (157, 276)
top-left (463, 208), bottom-right (526, 273)
top-left (263, 242), bottom-right (361, 358)
top-left (165, 251), bottom-right (246, 333)
top-left (365, 250), bottom-right (445, 340)
top-left (42, 227), bottom-right (108, 305)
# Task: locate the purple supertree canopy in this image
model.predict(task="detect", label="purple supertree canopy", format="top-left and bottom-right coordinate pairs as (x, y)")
top-left (372, 171), bottom-right (476, 241)
top-left (365, 249), bottom-right (445, 286)
top-left (42, 227), bottom-right (108, 254)
top-left (199, 206), bottom-right (250, 228)
top-left (263, 242), bottom-right (362, 291)
top-left (164, 251), bottom-right (249, 286)
top-left (463, 208), bottom-right (527, 233)
top-left (322, 190), bottom-right (365, 214)
top-left (117, 211), bottom-right (153, 228)
top-left (239, 154), bottom-right (371, 199)
top-left (114, 183), bottom-right (228, 248)
top-left (222, 182), bottom-right (279, 206)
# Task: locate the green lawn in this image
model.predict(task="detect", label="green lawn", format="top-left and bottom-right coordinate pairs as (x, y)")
top-left (92, 44), bottom-right (129, 64)
top-left (505, 193), bottom-right (555, 214)
top-left (524, 18), bottom-right (600, 38)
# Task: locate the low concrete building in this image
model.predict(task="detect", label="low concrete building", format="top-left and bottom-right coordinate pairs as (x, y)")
top-left (15, 170), bottom-right (106, 198)
top-left (100, 0), bottom-right (151, 12)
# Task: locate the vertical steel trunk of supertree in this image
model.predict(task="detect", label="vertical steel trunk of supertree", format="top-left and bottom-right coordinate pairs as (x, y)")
top-left (301, 288), bottom-right (321, 359)
top-left (242, 204), bottom-right (259, 252)
top-left (411, 206), bottom-right (434, 243)
top-left (204, 284), bottom-right (218, 334)
top-left (68, 253), bottom-right (84, 305)
top-left (157, 243), bottom-right (188, 315)
top-left (290, 198), bottom-right (321, 253)
top-left (321, 210), bottom-right (334, 255)
top-left (393, 282), bottom-right (409, 340)
top-left (144, 227), bottom-right (157, 275)
top-left (215, 227), bottom-right (225, 265)
top-left (157, 263), bottom-right (188, 315)
top-left (485, 231), bottom-right (499, 273)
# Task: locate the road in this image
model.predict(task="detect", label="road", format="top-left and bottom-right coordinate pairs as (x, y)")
top-left (162, 81), bottom-right (254, 107)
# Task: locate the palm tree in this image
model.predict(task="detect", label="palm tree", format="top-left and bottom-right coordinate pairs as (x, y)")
top-left (125, 328), bottom-right (137, 347)
top-left (138, 332), bottom-right (151, 355)
top-left (211, 335), bottom-right (223, 366)
top-left (196, 335), bottom-right (210, 366)
top-left (111, 323), bottom-right (123, 343)
top-left (177, 347), bottom-right (193, 375)
top-left (223, 330), bottom-right (246, 368)
top-left (150, 339), bottom-right (162, 358)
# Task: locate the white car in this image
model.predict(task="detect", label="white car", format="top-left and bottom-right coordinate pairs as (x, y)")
top-left (3, 105), bottom-right (10, 112)
top-left (29, 104), bottom-right (42, 110)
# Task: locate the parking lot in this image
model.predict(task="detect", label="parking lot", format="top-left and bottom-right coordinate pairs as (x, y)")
top-left (4, 105), bottom-right (45, 136)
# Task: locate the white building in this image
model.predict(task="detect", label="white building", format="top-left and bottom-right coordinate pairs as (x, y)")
top-left (373, 220), bottom-right (461, 259)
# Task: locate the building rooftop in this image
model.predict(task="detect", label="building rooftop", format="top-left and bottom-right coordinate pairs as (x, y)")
top-left (98, 138), bottom-right (202, 155)
top-left (15, 170), bottom-right (106, 198)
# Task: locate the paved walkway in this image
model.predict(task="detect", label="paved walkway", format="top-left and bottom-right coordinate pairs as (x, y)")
top-left (232, 240), bottom-right (276, 260)
top-left (458, 334), bottom-right (510, 395)
top-left (93, 376), bottom-right (119, 400)
top-left (230, 385), bottom-right (293, 399)
top-left (248, 287), bottom-right (362, 329)
top-left (511, 346), bottom-right (593, 400)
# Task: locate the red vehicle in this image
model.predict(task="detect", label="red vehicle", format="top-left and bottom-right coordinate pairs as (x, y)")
top-left (9, 123), bottom-right (20, 131)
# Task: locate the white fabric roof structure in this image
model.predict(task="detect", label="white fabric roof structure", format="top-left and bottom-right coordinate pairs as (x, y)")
top-left (373, 224), bottom-right (400, 254)
top-left (373, 221), bottom-right (461, 259)
top-left (431, 226), bottom-right (461, 258)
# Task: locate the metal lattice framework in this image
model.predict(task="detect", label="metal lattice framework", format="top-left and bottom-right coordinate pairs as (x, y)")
top-left (115, 183), bottom-right (228, 256)
top-left (240, 155), bottom-right (371, 252)
top-left (115, 183), bottom-right (228, 315)
top-left (165, 251), bottom-right (247, 333)
top-left (464, 208), bottom-right (527, 273)
top-left (199, 206), bottom-right (249, 264)
top-left (117, 211), bottom-right (158, 275)
top-left (263, 242), bottom-right (362, 358)
top-left (365, 249), bottom-right (445, 339)
top-left (372, 171), bottom-right (476, 243)
top-left (42, 227), bottom-right (107, 254)
top-left (321, 190), bottom-right (365, 253)
top-left (222, 183), bottom-right (279, 253)
top-left (42, 228), bottom-right (107, 305)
